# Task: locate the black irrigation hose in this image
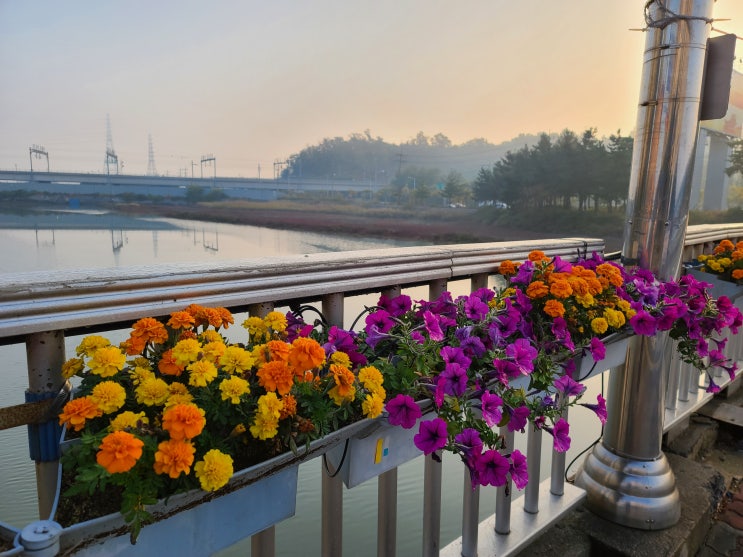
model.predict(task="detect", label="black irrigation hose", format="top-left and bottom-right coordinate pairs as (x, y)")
top-left (322, 439), bottom-right (349, 478)
top-left (565, 373), bottom-right (606, 483)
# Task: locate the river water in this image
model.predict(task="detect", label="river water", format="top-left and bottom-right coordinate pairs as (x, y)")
top-left (0, 209), bottom-right (604, 556)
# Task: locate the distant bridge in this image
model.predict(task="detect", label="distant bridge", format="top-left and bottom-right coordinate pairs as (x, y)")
top-left (0, 170), bottom-right (385, 201)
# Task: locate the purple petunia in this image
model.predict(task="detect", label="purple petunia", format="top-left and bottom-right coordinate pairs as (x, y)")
top-left (438, 363), bottom-right (468, 398)
top-left (505, 338), bottom-right (537, 375)
top-left (589, 337), bottom-right (606, 362)
top-left (377, 294), bottom-right (412, 317)
top-left (441, 345), bottom-right (472, 370)
top-left (580, 393), bottom-right (607, 424)
top-left (480, 391), bottom-right (504, 427)
top-left (386, 394), bottom-right (422, 429)
top-left (554, 375), bottom-right (586, 397)
top-left (423, 311), bottom-right (445, 341)
top-left (464, 294), bottom-right (489, 321)
top-left (365, 309), bottom-right (395, 336)
top-left (544, 418), bottom-right (571, 452)
top-left (509, 450), bottom-right (529, 489)
top-left (474, 449), bottom-right (510, 487)
top-left (629, 310), bottom-right (657, 336)
top-left (455, 428), bottom-right (483, 456)
top-left (507, 405), bottom-right (531, 433)
top-left (414, 418), bottom-right (449, 454)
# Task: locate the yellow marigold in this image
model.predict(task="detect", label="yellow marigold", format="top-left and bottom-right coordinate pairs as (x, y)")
top-left (616, 299), bottom-right (631, 312)
top-left (288, 337), bottom-right (326, 374)
top-left (162, 403), bottom-right (206, 440)
top-left (249, 413), bottom-right (280, 440)
top-left (90, 381), bottom-right (127, 414)
top-left (59, 396), bottom-right (101, 431)
top-left (575, 293), bottom-right (595, 308)
top-left (257, 360), bottom-right (294, 395)
top-left (329, 351), bottom-right (352, 368)
top-left (109, 411), bottom-right (148, 432)
top-left (220, 346), bottom-right (255, 374)
top-left (279, 394), bottom-right (297, 419)
top-left (526, 280), bottom-right (549, 299)
top-left (153, 439), bottom-right (195, 479)
top-left (330, 364), bottom-right (356, 397)
top-left (732, 269), bottom-right (743, 280)
top-left (199, 329), bottom-right (223, 344)
top-left (329, 384), bottom-right (356, 406)
top-left (251, 344), bottom-right (268, 365)
top-left (263, 311), bottom-right (288, 333)
top-left (194, 449), bottom-right (234, 492)
top-left (498, 260), bottom-right (518, 276)
top-left (256, 392), bottom-right (284, 419)
top-left (369, 383), bottom-right (386, 400)
top-left (88, 346), bottom-right (127, 378)
top-left (165, 391), bottom-right (194, 409)
top-left (167, 310), bottom-right (196, 330)
top-left (230, 423), bottom-right (246, 437)
top-left (591, 317), bottom-right (609, 335)
top-left (169, 382), bottom-right (189, 396)
top-left (187, 359), bottom-right (218, 387)
top-left (171, 338), bottom-right (202, 367)
top-left (96, 431), bottom-right (144, 474)
top-left (243, 316), bottom-right (268, 342)
top-left (76, 335), bottom-right (111, 357)
top-left (200, 340), bottom-right (226, 365)
top-left (604, 308), bottom-right (626, 329)
top-left (358, 365), bottom-right (383, 390)
top-left (62, 357), bottom-right (84, 380)
top-left (718, 257), bottom-right (732, 269)
top-left (219, 376), bottom-right (250, 404)
top-left (362, 392), bottom-right (385, 418)
top-left (528, 250), bottom-right (546, 262)
top-left (135, 377), bottom-right (170, 406)
top-left (129, 366), bottom-right (155, 385)
top-left (543, 299), bottom-right (565, 318)
top-left (549, 280), bottom-right (573, 299)
top-left (624, 308), bottom-right (637, 319)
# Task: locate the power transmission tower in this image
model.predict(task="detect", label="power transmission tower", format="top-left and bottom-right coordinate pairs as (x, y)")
top-left (147, 133), bottom-right (158, 176)
top-left (105, 114), bottom-right (118, 175)
top-left (29, 145), bottom-right (49, 172)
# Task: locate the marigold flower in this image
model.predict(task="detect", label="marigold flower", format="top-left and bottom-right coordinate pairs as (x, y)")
top-left (76, 335), bottom-right (111, 357)
top-left (201, 307), bottom-right (225, 329)
top-left (109, 411), bottom-right (148, 431)
top-left (90, 381), bottom-right (127, 414)
top-left (526, 281), bottom-right (549, 299)
top-left (733, 269), bottom-right (743, 280)
top-left (596, 263), bottom-right (623, 287)
top-left (61, 357), bottom-right (84, 380)
top-left (543, 299), bottom-right (565, 318)
top-left (249, 413), bottom-right (280, 440)
top-left (329, 384), bottom-right (356, 406)
top-left (549, 280), bottom-right (573, 299)
top-left (219, 375), bottom-right (250, 404)
top-left (157, 349), bottom-right (184, 376)
top-left (498, 260), bottom-right (518, 276)
top-left (358, 365), bottom-right (383, 390)
top-left (167, 311), bottom-right (196, 330)
top-left (362, 392), bottom-right (385, 418)
top-left (201, 340), bottom-right (227, 364)
top-left (528, 250), bottom-right (546, 262)
top-left (330, 364), bottom-right (356, 398)
top-left (88, 346), bottom-right (127, 378)
top-left (288, 337), bottom-right (326, 373)
top-left (162, 403), bottom-right (206, 440)
top-left (171, 338), bottom-right (202, 367)
top-left (194, 449), bottom-right (233, 492)
top-left (256, 392), bottom-right (284, 419)
top-left (130, 317), bottom-right (169, 346)
top-left (135, 377), bottom-right (170, 406)
top-left (279, 394), bottom-right (297, 419)
top-left (59, 396), bottom-right (102, 431)
top-left (187, 359), bottom-right (218, 387)
top-left (216, 307), bottom-right (234, 329)
top-left (257, 360), bottom-right (294, 395)
top-left (243, 316), bottom-right (268, 342)
top-left (575, 293), bottom-right (595, 308)
top-left (220, 346), bottom-right (255, 374)
top-left (591, 317), bottom-right (609, 335)
top-left (604, 308), bottom-right (626, 328)
top-left (153, 439), bottom-right (196, 479)
top-left (199, 329), bottom-right (223, 344)
top-left (329, 351), bottom-right (352, 368)
top-left (263, 311), bottom-right (287, 333)
top-left (265, 340), bottom-right (290, 362)
top-left (96, 431), bottom-right (144, 474)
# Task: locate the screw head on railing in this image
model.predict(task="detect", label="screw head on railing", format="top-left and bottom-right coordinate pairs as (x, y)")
top-left (19, 520), bottom-right (62, 556)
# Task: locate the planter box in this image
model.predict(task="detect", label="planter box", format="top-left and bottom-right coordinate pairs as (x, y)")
top-left (686, 268), bottom-right (743, 302)
top-left (52, 417), bottom-right (376, 556)
top-left (575, 333), bottom-right (630, 381)
top-left (325, 401), bottom-right (431, 488)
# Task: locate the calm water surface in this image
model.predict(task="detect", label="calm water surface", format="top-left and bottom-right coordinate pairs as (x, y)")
top-left (0, 209), bottom-right (604, 556)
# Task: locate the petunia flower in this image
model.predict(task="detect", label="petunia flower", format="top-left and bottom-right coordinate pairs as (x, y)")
top-left (507, 405), bottom-right (531, 433)
top-left (480, 391), bottom-right (503, 427)
top-left (413, 418), bottom-right (448, 455)
top-left (509, 450), bottom-right (529, 489)
top-left (580, 393), bottom-right (607, 424)
top-left (474, 449), bottom-right (509, 487)
top-left (385, 394), bottom-right (422, 429)
top-left (543, 418), bottom-right (571, 452)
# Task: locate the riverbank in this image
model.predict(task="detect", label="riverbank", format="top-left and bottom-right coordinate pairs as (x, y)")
top-left (112, 200), bottom-right (626, 251)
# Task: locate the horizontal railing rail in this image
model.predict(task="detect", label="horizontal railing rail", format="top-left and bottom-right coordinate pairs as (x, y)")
top-left (0, 225), bottom-right (740, 557)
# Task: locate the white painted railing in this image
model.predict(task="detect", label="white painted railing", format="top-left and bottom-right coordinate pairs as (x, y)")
top-left (0, 226), bottom-right (740, 557)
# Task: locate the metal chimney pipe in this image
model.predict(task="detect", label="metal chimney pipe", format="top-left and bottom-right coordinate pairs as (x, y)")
top-left (576, 0), bottom-right (714, 529)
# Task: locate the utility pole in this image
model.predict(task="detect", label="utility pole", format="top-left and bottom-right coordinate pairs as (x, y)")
top-left (577, 0), bottom-right (716, 530)
top-left (29, 145), bottom-right (49, 173)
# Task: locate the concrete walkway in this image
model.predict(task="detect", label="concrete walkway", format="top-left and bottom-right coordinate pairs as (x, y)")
top-left (518, 381), bottom-right (743, 557)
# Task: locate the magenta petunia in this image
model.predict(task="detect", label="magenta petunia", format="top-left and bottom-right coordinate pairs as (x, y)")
top-left (509, 449), bottom-right (529, 489)
top-left (423, 311), bottom-right (445, 341)
top-left (474, 449), bottom-right (509, 487)
top-left (547, 418), bottom-right (571, 452)
top-left (438, 363), bottom-right (468, 398)
top-left (580, 393), bottom-right (607, 424)
top-left (507, 405), bottom-right (531, 433)
top-left (480, 391), bottom-right (504, 427)
top-left (589, 337), bottom-right (606, 362)
top-left (385, 394), bottom-right (422, 429)
top-left (505, 338), bottom-right (537, 375)
top-left (629, 310), bottom-right (657, 336)
top-left (414, 418), bottom-right (449, 455)
top-left (454, 428), bottom-right (483, 456)
top-left (554, 375), bottom-right (585, 397)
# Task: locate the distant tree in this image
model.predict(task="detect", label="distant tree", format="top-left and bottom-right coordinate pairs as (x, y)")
top-left (443, 171), bottom-right (470, 206)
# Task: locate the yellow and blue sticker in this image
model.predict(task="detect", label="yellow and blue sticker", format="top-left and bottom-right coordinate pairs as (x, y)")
top-left (374, 437), bottom-right (389, 464)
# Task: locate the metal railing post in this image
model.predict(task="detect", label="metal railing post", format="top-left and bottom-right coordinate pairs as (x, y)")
top-left (524, 425), bottom-right (542, 514)
top-left (461, 468), bottom-right (480, 557)
top-left (576, 0), bottom-right (714, 529)
top-left (378, 468), bottom-right (397, 557)
top-left (495, 427), bottom-right (514, 534)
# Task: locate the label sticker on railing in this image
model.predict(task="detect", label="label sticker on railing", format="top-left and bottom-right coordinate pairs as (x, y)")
top-left (374, 437), bottom-right (389, 464)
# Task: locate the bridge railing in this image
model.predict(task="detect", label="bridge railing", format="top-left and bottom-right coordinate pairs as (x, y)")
top-left (0, 225), bottom-right (740, 556)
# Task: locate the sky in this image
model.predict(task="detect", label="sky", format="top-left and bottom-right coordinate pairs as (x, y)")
top-left (2, 0), bottom-right (743, 178)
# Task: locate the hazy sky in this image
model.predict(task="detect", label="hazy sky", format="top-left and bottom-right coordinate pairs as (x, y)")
top-left (2, 1), bottom-right (743, 177)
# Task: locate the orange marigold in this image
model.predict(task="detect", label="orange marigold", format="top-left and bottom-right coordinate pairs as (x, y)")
top-left (549, 280), bottom-right (573, 299)
top-left (330, 364), bottom-right (356, 397)
top-left (543, 299), bottom-right (566, 318)
top-left (528, 250), bottom-right (547, 262)
top-left (525, 281), bottom-right (549, 299)
top-left (733, 269), bottom-right (743, 280)
top-left (153, 439), bottom-right (196, 478)
top-left (714, 239), bottom-right (735, 254)
top-left (130, 317), bottom-right (168, 346)
top-left (162, 403), bottom-right (206, 440)
top-left (288, 337), bottom-right (326, 374)
top-left (96, 431), bottom-right (144, 474)
top-left (257, 360), bottom-right (294, 395)
top-left (59, 396), bottom-right (102, 431)
top-left (216, 307), bottom-right (234, 329)
top-left (158, 349), bottom-right (184, 376)
top-left (167, 311), bottom-right (196, 330)
top-left (267, 340), bottom-right (291, 362)
top-left (279, 394), bottom-right (297, 419)
top-left (498, 260), bottom-right (518, 276)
